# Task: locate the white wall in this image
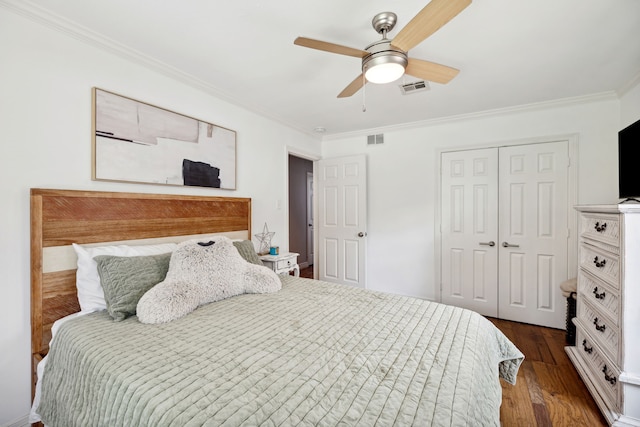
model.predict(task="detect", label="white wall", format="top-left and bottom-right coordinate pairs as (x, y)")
top-left (322, 95), bottom-right (624, 301)
top-left (621, 77), bottom-right (640, 128)
top-left (0, 10), bottom-right (320, 426)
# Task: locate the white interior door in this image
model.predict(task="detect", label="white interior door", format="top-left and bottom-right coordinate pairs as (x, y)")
top-left (317, 155), bottom-right (367, 288)
top-left (440, 141), bottom-right (569, 328)
top-left (498, 141), bottom-right (569, 328)
top-left (441, 148), bottom-right (499, 317)
top-left (306, 172), bottom-right (314, 266)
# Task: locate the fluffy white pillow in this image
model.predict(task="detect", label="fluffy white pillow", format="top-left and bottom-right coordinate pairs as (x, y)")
top-left (72, 242), bottom-right (178, 312)
top-left (137, 236), bottom-right (281, 324)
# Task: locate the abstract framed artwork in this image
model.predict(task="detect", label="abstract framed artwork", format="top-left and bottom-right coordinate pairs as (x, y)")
top-left (92, 88), bottom-right (236, 190)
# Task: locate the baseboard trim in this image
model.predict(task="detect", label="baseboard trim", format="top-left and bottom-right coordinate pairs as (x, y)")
top-left (1, 414), bottom-right (29, 427)
top-left (614, 415), bottom-right (640, 427)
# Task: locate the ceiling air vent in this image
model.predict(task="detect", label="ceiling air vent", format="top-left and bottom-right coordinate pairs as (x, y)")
top-left (367, 134), bottom-right (384, 145)
top-left (399, 80), bottom-right (430, 95)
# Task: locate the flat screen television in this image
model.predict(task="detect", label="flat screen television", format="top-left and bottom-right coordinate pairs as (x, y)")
top-left (618, 118), bottom-right (640, 202)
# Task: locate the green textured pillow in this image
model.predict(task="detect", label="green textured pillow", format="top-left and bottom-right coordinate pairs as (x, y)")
top-left (94, 253), bottom-right (172, 321)
top-left (233, 240), bottom-right (264, 266)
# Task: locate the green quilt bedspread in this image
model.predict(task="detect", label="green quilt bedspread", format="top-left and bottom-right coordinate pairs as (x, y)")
top-left (38, 276), bottom-right (523, 426)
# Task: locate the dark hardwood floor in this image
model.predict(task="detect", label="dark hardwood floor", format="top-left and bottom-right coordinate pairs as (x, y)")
top-left (488, 317), bottom-right (606, 427)
top-left (299, 265), bottom-right (314, 279)
top-left (298, 266), bottom-right (606, 426)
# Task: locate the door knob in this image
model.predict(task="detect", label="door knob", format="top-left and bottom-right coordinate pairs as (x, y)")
top-left (358, 232), bottom-right (367, 237)
top-left (479, 241), bottom-right (495, 247)
top-left (502, 242), bottom-right (520, 248)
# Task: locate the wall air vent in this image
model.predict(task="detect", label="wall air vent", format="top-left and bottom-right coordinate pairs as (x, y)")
top-left (399, 80), bottom-right (430, 95)
top-left (367, 134), bottom-right (384, 145)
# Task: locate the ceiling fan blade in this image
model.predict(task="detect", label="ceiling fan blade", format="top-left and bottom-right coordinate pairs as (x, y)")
top-left (338, 74), bottom-right (366, 98)
top-left (405, 58), bottom-right (459, 84)
top-left (391, 0), bottom-right (472, 52)
top-left (294, 37), bottom-right (368, 58)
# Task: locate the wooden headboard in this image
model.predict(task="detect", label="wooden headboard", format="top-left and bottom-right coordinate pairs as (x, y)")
top-left (30, 188), bottom-right (251, 396)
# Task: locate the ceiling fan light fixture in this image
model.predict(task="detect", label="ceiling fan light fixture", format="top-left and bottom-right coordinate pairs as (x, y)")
top-left (362, 48), bottom-right (408, 84)
top-left (365, 62), bottom-right (405, 84)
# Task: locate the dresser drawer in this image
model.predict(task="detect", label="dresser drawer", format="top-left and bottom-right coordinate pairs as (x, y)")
top-left (576, 328), bottom-right (620, 411)
top-left (578, 270), bottom-right (620, 326)
top-left (577, 299), bottom-right (619, 364)
top-left (579, 243), bottom-right (620, 289)
top-left (580, 212), bottom-right (620, 250)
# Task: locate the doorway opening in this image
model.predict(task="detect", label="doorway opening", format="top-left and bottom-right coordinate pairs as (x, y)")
top-left (288, 155), bottom-right (314, 270)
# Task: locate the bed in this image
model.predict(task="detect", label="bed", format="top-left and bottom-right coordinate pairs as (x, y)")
top-left (30, 188), bottom-right (524, 426)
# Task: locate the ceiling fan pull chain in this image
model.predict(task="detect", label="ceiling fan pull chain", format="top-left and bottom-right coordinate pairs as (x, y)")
top-left (362, 74), bottom-right (367, 112)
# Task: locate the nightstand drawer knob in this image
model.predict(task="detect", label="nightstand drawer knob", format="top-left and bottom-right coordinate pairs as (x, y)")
top-left (582, 339), bottom-right (593, 354)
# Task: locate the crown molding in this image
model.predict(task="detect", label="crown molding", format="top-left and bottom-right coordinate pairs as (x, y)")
top-left (618, 71), bottom-right (640, 97)
top-left (0, 0), bottom-right (320, 140)
top-left (322, 91), bottom-right (620, 141)
top-left (2, 0), bottom-right (630, 143)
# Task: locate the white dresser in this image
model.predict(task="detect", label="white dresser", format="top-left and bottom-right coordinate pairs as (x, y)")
top-left (567, 205), bottom-right (640, 426)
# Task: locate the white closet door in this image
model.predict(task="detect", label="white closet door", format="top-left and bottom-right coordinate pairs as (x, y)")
top-left (441, 148), bottom-right (499, 317)
top-left (440, 141), bottom-right (569, 328)
top-left (498, 141), bottom-right (569, 328)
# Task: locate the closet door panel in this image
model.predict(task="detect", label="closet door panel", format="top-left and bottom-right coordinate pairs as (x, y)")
top-left (498, 141), bottom-right (569, 328)
top-left (441, 148), bottom-right (499, 317)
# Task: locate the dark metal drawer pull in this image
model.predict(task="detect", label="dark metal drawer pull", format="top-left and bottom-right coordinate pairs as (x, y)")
top-left (593, 317), bottom-right (606, 332)
top-left (593, 256), bottom-right (606, 268)
top-left (594, 221), bottom-right (607, 233)
top-left (582, 339), bottom-right (593, 354)
top-left (593, 287), bottom-right (606, 300)
top-left (602, 365), bottom-right (617, 385)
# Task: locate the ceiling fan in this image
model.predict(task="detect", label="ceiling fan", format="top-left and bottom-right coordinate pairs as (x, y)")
top-left (294, 0), bottom-right (471, 98)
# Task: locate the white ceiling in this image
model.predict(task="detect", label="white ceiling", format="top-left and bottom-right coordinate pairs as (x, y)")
top-left (9, 0), bottom-right (640, 137)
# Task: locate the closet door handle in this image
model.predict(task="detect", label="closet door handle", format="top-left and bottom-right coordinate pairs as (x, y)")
top-left (479, 241), bottom-right (495, 247)
top-left (502, 242), bottom-right (519, 248)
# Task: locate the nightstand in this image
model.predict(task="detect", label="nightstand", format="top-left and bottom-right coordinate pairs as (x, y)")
top-left (259, 252), bottom-right (300, 276)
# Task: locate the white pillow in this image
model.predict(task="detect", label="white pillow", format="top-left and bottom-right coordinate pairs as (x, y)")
top-left (72, 242), bottom-right (177, 312)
